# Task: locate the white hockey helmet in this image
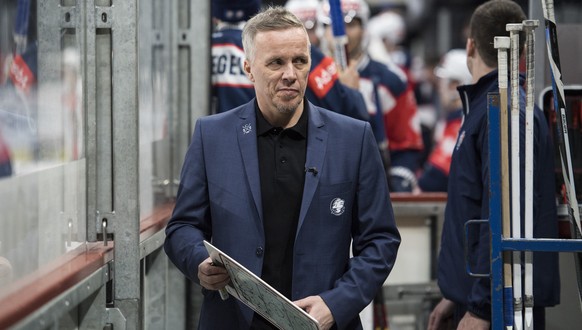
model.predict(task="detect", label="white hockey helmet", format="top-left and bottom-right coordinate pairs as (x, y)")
top-left (321, 0), bottom-right (370, 26)
top-left (285, 0), bottom-right (322, 30)
top-left (434, 49), bottom-right (472, 84)
top-left (367, 11), bottom-right (406, 45)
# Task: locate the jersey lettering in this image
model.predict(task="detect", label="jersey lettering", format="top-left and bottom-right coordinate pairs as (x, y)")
top-left (212, 44), bottom-right (252, 87)
top-left (308, 56), bottom-right (338, 99)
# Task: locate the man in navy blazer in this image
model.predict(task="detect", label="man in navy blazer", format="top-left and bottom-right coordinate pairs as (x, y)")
top-left (164, 6), bottom-right (400, 329)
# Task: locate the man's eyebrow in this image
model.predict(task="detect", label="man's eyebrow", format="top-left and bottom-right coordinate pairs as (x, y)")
top-left (263, 54), bottom-right (282, 63)
top-left (293, 55), bottom-right (309, 63)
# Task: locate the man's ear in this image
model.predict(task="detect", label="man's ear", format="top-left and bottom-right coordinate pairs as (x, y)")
top-left (243, 59), bottom-right (254, 82)
top-left (465, 38), bottom-right (476, 77)
top-left (466, 38), bottom-right (475, 57)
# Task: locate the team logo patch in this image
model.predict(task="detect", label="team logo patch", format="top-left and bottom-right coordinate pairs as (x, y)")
top-left (330, 198), bottom-right (345, 216)
top-left (242, 123), bottom-right (252, 134)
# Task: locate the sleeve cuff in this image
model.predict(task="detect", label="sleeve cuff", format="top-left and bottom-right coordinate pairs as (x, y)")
top-left (467, 302), bottom-right (491, 321)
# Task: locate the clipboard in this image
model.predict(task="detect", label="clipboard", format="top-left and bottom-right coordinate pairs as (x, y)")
top-left (203, 240), bottom-right (321, 330)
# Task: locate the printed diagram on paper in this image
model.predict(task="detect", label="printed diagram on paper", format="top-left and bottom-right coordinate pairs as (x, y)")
top-left (204, 241), bottom-right (320, 330)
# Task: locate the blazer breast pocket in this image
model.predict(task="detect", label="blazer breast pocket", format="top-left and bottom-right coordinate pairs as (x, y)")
top-left (304, 182), bottom-right (354, 260)
top-left (317, 181), bottom-right (353, 225)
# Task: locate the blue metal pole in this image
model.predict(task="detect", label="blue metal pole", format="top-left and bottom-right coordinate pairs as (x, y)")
top-left (488, 93), bottom-right (504, 329)
top-left (328, 0), bottom-right (349, 70)
top-left (502, 238), bottom-right (582, 252)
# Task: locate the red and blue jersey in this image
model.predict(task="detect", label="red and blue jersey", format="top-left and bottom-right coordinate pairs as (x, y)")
top-left (306, 46), bottom-right (368, 121)
top-left (356, 55), bottom-right (423, 171)
top-left (211, 28), bottom-right (254, 114)
top-left (417, 109), bottom-right (463, 192)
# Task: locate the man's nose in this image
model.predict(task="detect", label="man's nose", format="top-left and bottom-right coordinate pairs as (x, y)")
top-left (281, 63), bottom-right (297, 81)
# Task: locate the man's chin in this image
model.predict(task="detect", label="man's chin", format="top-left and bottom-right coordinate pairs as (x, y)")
top-left (276, 98), bottom-right (302, 114)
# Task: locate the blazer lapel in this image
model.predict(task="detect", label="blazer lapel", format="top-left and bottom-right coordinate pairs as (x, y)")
top-left (298, 105), bottom-right (327, 232)
top-left (236, 102), bottom-right (264, 228)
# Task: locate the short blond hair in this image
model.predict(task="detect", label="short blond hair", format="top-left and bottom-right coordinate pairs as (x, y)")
top-left (242, 6), bottom-right (309, 61)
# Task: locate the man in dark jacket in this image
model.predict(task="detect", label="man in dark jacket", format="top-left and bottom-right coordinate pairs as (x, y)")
top-left (428, 1), bottom-right (560, 329)
top-left (166, 7), bottom-right (400, 329)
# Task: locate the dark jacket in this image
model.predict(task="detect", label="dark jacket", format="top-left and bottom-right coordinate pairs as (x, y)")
top-left (437, 70), bottom-right (560, 320)
top-left (165, 100), bottom-right (400, 329)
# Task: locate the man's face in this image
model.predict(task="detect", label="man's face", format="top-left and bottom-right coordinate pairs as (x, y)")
top-left (244, 27), bottom-right (311, 118)
top-left (345, 19), bottom-right (364, 57)
top-left (437, 78), bottom-right (462, 112)
top-left (324, 18), bottom-right (364, 59)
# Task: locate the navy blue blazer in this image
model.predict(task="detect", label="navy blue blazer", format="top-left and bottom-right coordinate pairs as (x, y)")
top-left (164, 99), bottom-right (401, 329)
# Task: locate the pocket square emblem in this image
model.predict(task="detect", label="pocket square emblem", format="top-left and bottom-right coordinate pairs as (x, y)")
top-left (242, 123), bottom-right (252, 134)
top-left (330, 198), bottom-right (345, 216)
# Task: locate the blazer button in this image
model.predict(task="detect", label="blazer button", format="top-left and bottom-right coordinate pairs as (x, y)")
top-left (255, 247), bottom-right (264, 257)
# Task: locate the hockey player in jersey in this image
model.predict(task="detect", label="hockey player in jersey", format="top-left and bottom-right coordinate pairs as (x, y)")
top-left (211, 0), bottom-right (368, 122)
top-left (211, 0), bottom-right (259, 114)
top-left (322, 0), bottom-right (423, 192)
top-left (415, 49), bottom-right (472, 193)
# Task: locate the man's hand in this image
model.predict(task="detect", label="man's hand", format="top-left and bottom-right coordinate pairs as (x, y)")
top-left (427, 298), bottom-right (455, 330)
top-left (457, 312), bottom-right (490, 330)
top-left (412, 185), bottom-right (423, 195)
top-left (294, 295), bottom-right (334, 330)
top-left (338, 60), bottom-right (360, 90)
top-left (198, 257), bottom-right (229, 291)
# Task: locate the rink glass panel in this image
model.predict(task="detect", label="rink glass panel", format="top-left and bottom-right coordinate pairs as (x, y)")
top-left (0, 0), bottom-right (87, 293)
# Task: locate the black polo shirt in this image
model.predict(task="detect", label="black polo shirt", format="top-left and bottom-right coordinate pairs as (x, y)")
top-left (256, 102), bottom-right (308, 300)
